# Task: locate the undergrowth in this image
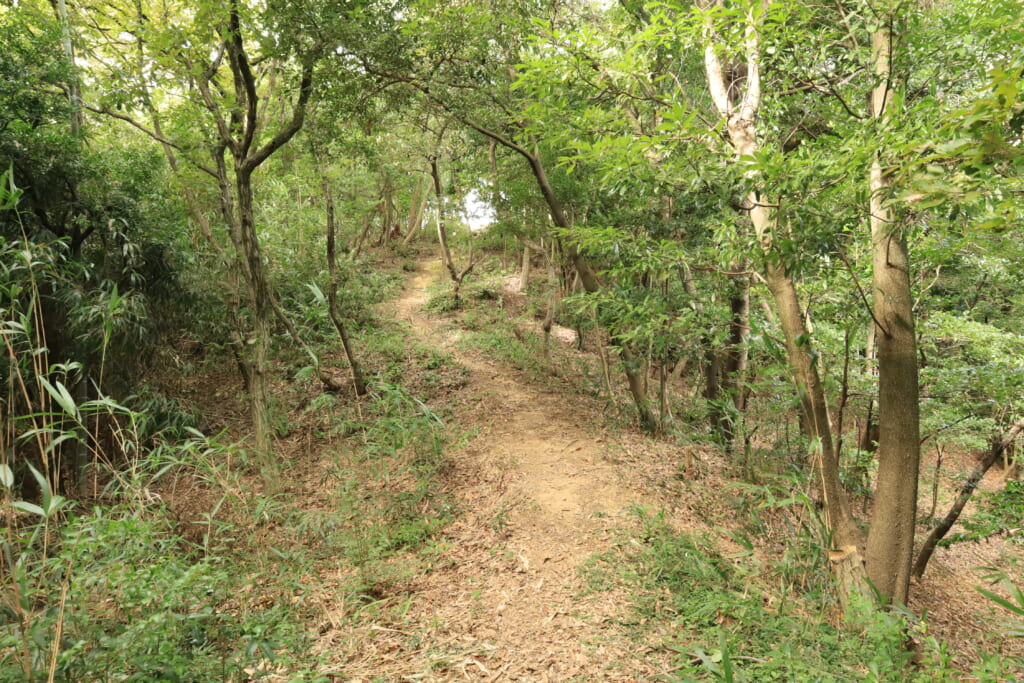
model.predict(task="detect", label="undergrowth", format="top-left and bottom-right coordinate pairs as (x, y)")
top-left (1, 429), bottom-right (326, 681)
top-left (584, 506), bottom-right (1020, 682)
top-left (292, 376), bottom-right (457, 604)
top-left (1, 245), bottom-right (464, 680)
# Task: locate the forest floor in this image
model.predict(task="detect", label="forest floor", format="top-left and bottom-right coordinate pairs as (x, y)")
top-left (307, 258), bottom-right (681, 680)
top-left (168, 255), bottom-right (1024, 681)
top-left (287, 256), bottom-right (1022, 681)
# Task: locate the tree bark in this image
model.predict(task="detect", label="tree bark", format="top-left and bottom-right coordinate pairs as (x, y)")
top-left (699, 0), bottom-right (867, 597)
top-left (430, 155), bottom-right (474, 301)
top-left (192, 1), bottom-right (313, 484)
top-left (765, 265), bottom-right (862, 553)
top-left (451, 118), bottom-right (656, 431)
top-left (863, 18), bottom-right (921, 607)
top-left (718, 274), bottom-right (750, 448)
top-left (233, 166), bottom-right (279, 482)
top-left (323, 172), bottom-right (367, 396)
top-left (402, 175), bottom-right (428, 245)
top-left (352, 208), bottom-right (375, 259)
top-left (520, 244), bottom-right (532, 290)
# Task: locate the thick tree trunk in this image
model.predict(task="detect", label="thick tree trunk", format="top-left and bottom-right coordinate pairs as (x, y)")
top-left (864, 20), bottom-right (921, 607)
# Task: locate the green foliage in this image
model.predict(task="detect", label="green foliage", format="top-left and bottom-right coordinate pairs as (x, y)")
top-left (0, 411), bottom-right (316, 682)
top-left (0, 506), bottom-right (310, 681)
top-left (425, 290), bottom-right (461, 313)
top-left (588, 507), bottom-right (1018, 681)
top-left (291, 379), bottom-right (455, 603)
top-left (946, 480), bottom-right (1024, 547)
top-left (976, 570), bottom-right (1024, 639)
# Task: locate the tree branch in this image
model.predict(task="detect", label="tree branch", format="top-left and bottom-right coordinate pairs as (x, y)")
top-left (82, 102), bottom-right (218, 178)
top-left (242, 59), bottom-right (314, 172)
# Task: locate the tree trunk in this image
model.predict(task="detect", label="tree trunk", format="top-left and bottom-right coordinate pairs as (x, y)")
top-left (765, 265), bottom-right (862, 551)
top-left (863, 19), bottom-right (921, 607)
top-left (323, 173), bottom-right (367, 396)
top-left (430, 155), bottom-right (474, 302)
top-left (234, 167), bottom-right (279, 483)
top-left (431, 158), bottom-right (457, 282)
top-left (352, 206), bottom-right (376, 259)
top-left (698, 0), bottom-right (868, 598)
top-left (402, 176), bottom-right (428, 245)
top-left (452, 119), bottom-right (655, 431)
top-left (520, 244), bottom-right (532, 290)
top-left (718, 274), bottom-right (750, 449)
top-left (682, 263), bottom-right (727, 432)
top-left (431, 157), bottom-right (462, 298)
top-left (379, 178), bottom-right (395, 246)
top-left (53, 0), bottom-right (81, 137)
top-left (539, 248), bottom-right (561, 359)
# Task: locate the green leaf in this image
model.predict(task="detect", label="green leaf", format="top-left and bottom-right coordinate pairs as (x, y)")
top-left (39, 377), bottom-right (80, 422)
top-left (12, 501), bottom-right (45, 517)
top-left (0, 464), bottom-right (13, 489)
top-left (306, 282), bottom-right (327, 306)
top-left (27, 464), bottom-right (53, 514)
top-left (976, 586), bottom-right (1024, 617)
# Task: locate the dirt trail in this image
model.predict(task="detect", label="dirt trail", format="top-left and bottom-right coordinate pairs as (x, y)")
top-left (322, 259), bottom-right (660, 680)
top-left (394, 261), bottom-right (636, 546)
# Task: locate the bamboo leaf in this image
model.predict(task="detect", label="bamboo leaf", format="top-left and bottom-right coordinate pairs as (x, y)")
top-left (40, 377), bottom-right (81, 422)
top-left (12, 501), bottom-right (45, 517)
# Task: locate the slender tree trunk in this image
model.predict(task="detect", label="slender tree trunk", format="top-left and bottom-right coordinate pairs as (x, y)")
top-left (765, 265), bottom-right (862, 545)
top-left (682, 263), bottom-right (726, 427)
top-left (542, 256), bottom-right (559, 359)
top-left (352, 209), bottom-right (375, 259)
top-left (859, 322), bottom-right (880, 454)
top-left (453, 119), bottom-right (655, 431)
top-left (528, 155), bottom-right (656, 430)
top-left (863, 18), bottom-right (921, 606)
top-left (520, 244), bottom-right (532, 290)
top-left (379, 178), bottom-right (395, 246)
top-left (913, 418), bottom-right (1024, 579)
top-left (431, 157), bottom-right (460, 295)
top-left (430, 156), bottom-right (474, 301)
top-left (402, 176), bottom-right (427, 245)
top-left (323, 173), bottom-right (367, 396)
top-left (718, 274), bottom-right (750, 448)
top-left (699, 0), bottom-right (867, 597)
top-left (105, 0), bottom-right (313, 492)
top-left (53, 0), bottom-right (81, 137)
